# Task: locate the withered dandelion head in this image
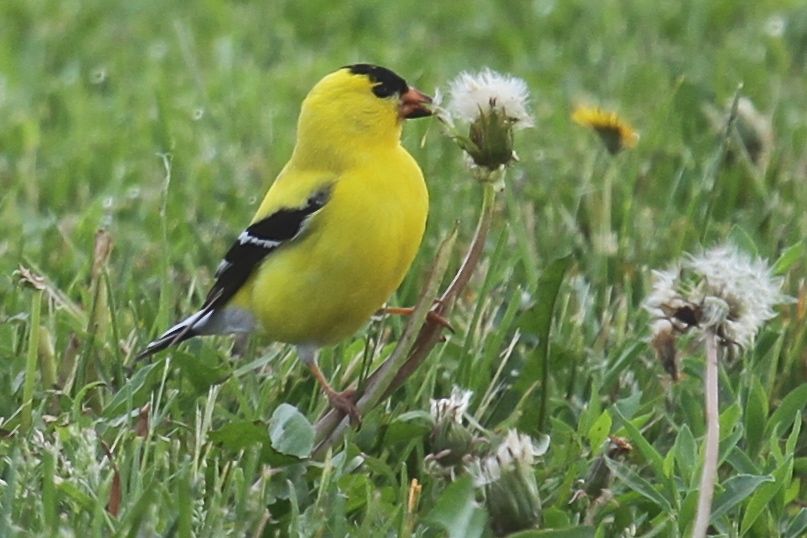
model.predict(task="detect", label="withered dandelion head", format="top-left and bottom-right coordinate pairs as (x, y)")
top-left (644, 244), bottom-right (788, 352)
top-left (572, 105), bottom-right (638, 154)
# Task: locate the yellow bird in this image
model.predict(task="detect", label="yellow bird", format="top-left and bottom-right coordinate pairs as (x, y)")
top-left (137, 64), bottom-right (432, 421)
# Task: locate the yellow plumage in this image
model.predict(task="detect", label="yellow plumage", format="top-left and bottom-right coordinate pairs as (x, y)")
top-left (139, 64), bottom-right (432, 420)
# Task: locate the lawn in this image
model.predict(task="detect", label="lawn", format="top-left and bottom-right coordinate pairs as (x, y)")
top-left (1, 0), bottom-right (806, 536)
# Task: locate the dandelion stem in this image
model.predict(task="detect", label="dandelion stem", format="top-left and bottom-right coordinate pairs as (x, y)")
top-left (692, 331), bottom-right (720, 538)
top-left (444, 181), bottom-right (497, 302)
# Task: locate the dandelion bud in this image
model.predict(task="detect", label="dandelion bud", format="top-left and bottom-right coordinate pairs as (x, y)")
top-left (463, 103), bottom-right (517, 171)
top-left (428, 387), bottom-right (475, 467)
top-left (469, 430), bottom-right (547, 535)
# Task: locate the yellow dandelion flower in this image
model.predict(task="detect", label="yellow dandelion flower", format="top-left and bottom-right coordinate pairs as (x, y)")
top-left (572, 106), bottom-right (638, 154)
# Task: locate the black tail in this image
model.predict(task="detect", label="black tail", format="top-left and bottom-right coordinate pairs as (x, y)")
top-left (135, 307), bottom-right (213, 360)
top-left (135, 325), bottom-right (196, 361)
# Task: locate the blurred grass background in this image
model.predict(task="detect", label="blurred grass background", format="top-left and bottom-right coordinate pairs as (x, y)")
top-left (1, 0), bottom-right (806, 536)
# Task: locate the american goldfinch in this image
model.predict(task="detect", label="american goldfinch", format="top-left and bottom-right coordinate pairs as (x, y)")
top-left (137, 64), bottom-right (432, 421)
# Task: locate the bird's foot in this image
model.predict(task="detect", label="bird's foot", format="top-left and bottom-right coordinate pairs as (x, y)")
top-left (326, 388), bottom-right (362, 427)
top-left (381, 305), bottom-right (454, 332)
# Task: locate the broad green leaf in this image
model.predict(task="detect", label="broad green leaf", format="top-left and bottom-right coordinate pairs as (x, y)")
top-left (679, 488), bottom-right (699, 533)
top-left (268, 403), bottom-right (315, 458)
top-left (740, 458), bottom-right (793, 535)
top-left (662, 447), bottom-right (676, 479)
top-left (744, 376), bottom-right (768, 458)
top-left (611, 407), bottom-right (668, 483)
top-left (785, 478), bottom-right (800, 505)
top-left (711, 474), bottom-right (774, 521)
top-left (673, 424), bottom-right (697, 485)
top-left (680, 388), bottom-right (705, 438)
top-left (587, 410), bottom-right (612, 453)
top-left (424, 475), bottom-right (487, 538)
top-left (772, 241), bottom-right (805, 275)
top-left (785, 410), bottom-right (802, 456)
top-left (718, 429), bottom-right (744, 466)
top-left (612, 391), bottom-right (642, 422)
top-left (719, 403), bottom-right (742, 440)
top-left (725, 446), bottom-right (761, 475)
top-left (765, 384), bottom-right (807, 440)
top-left (541, 507), bottom-right (570, 529)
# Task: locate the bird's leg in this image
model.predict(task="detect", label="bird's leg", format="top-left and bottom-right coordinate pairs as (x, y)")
top-left (298, 346), bottom-right (361, 426)
top-left (309, 363), bottom-right (361, 426)
top-left (381, 303), bottom-right (454, 332)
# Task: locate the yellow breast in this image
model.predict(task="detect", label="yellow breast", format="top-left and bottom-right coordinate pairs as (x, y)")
top-left (246, 147), bottom-right (428, 345)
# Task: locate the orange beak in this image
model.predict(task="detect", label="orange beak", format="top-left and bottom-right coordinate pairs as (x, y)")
top-left (399, 87), bottom-right (433, 119)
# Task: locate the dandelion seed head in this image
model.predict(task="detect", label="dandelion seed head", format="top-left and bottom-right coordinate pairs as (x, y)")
top-left (645, 244), bottom-right (788, 349)
top-left (446, 68), bottom-right (533, 128)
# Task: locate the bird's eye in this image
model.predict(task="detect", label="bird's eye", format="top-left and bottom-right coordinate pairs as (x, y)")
top-left (371, 83), bottom-right (398, 99)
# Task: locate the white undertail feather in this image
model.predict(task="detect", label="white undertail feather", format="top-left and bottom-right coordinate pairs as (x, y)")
top-left (138, 306), bottom-right (256, 358)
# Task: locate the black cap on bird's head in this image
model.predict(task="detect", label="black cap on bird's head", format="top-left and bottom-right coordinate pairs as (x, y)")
top-left (345, 63), bottom-right (433, 119)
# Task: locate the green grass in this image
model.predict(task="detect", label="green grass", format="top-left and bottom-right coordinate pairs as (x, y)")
top-left (2, 0), bottom-right (807, 536)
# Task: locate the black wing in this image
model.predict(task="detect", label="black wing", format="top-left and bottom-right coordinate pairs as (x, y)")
top-left (136, 185), bottom-right (331, 359)
top-left (206, 185), bottom-right (331, 310)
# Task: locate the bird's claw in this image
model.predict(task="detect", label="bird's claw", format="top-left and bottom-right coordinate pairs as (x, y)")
top-left (327, 389), bottom-right (362, 427)
top-left (425, 310), bottom-right (454, 332)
